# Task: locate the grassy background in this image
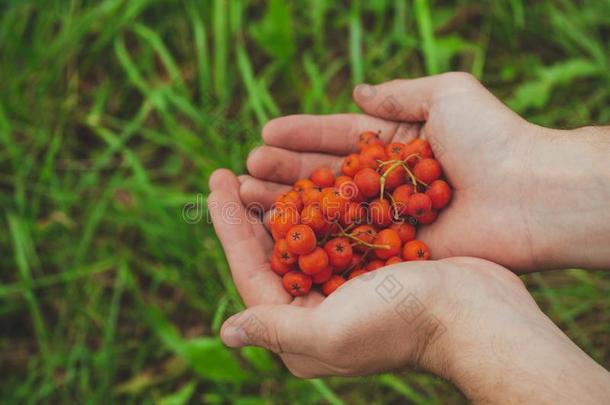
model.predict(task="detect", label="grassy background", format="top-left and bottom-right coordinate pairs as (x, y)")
top-left (1, 0), bottom-right (609, 403)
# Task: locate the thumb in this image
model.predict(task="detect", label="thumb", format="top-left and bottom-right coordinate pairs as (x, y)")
top-left (353, 73), bottom-right (477, 122)
top-left (220, 304), bottom-right (319, 355)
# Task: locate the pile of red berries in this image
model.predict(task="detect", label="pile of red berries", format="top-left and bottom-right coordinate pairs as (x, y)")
top-left (269, 131), bottom-right (452, 297)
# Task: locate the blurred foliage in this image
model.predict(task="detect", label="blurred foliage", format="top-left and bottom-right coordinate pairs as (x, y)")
top-left (0, 0), bottom-right (609, 403)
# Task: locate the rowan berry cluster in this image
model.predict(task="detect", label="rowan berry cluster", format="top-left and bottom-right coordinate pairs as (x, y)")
top-left (270, 131), bottom-right (452, 297)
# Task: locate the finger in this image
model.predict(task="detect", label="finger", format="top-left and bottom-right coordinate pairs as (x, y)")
top-left (247, 146), bottom-right (342, 184)
top-left (239, 175), bottom-right (291, 211)
top-left (262, 113), bottom-right (399, 154)
top-left (221, 304), bottom-right (320, 355)
top-left (212, 170), bottom-right (272, 251)
top-left (353, 73), bottom-right (479, 122)
top-left (208, 170), bottom-right (290, 306)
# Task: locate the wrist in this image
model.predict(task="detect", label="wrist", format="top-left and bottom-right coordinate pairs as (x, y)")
top-left (431, 282), bottom-right (610, 403)
top-left (522, 124), bottom-right (610, 270)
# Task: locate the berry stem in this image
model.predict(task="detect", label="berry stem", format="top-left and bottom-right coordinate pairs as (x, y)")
top-left (379, 160), bottom-right (404, 199)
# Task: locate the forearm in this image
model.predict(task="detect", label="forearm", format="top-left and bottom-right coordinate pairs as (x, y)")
top-left (525, 124), bottom-right (610, 270)
top-left (438, 307), bottom-right (610, 403)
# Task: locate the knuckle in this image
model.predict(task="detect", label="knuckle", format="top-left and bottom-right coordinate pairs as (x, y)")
top-left (286, 365), bottom-right (316, 379)
top-left (441, 71), bottom-right (478, 87)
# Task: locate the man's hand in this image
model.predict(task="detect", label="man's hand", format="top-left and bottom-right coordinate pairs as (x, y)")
top-left (208, 169), bottom-right (610, 402)
top-left (239, 73), bottom-right (610, 272)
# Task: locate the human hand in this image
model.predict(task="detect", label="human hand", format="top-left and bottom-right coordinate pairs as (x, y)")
top-left (208, 169), bottom-right (610, 402)
top-left (240, 73), bottom-right (610, 272)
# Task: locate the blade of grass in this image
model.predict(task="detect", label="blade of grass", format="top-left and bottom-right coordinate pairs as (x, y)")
top-left (413, 0), bottom-right (439, 74)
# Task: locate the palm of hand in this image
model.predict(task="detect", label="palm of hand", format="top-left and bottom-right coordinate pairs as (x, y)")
top-left (208, 170), bottom-right (534, 377)
top-left (239, 73), bottom-right (538, 271)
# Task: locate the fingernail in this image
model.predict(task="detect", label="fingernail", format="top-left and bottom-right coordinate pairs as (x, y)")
top-left (222, 326), bottom-right (249, 347)
top-left (354, 83), bottom-right (377, 101)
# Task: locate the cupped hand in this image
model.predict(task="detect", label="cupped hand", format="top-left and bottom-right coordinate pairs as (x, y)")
top-left (239, 72), bottom-right (567, 272)
top-left (207, 169), bottom-right (537, 379)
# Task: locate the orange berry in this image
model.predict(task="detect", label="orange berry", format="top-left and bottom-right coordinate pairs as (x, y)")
top-left (322, 275), bottom-right (346, 296)
top-left (357, 131), bottom-right (383, 150)
top-left (310, 167), bottom-right (335, 188)
top-left (351, 225), bottom-right (377, 253)
top-left (321, 187), bottom-right (348, 221)
top-left (324, 237), bottom-right (353, 270)
top-left (293, 178), bottom-right (316, 194)
top-left (311, 265), bottom-right (333, 284)
top-left (402, 240), bottom-right (430, 261)
top-left (426, 179), bottom-right (452, 209)
top-left (359, 143), bottom-right (388, 169)
top-left (406, 193), bottom-right (432, 218)
top-left (417, 208), bottom-right (438, 225)
top-left (385, 256), bottom-right (402, 266)
top-left (366, 259), bottom-right (385, 272)
top-left (389, 221), bottom-right (416, 243)
top-left (386, 142), bottom-right (406, 160)
top-left (285, 224), bottom-right (317, 255)
top-left (392, 184), bottom-right (415, 215)
top-left (299, 247), bottom-right (329, 275)
top-left (369, 198), bottom-right (393, 227)
top-left (348, 267), bottom-right (367, 280)
top-left (270, 207), bottom-right (300, 240)
top-left (302, 186), bottom-right (323, 206)
top-left (413, 158), bottom-right (442, 184)
top-left (273, 238), bottom-right (297, 265)
top-left (341, 154), bottom-right (361, 177)
top-left (300, 203), bottom-right (328, 237)
top-left (282, 271), bottom-right (313, 296)
top-left (271, 254), bottom-right (294, 276)
top-left (373, 229), bottom-right (402, 259)
top-left (354, 168), bottom-right (381, 198)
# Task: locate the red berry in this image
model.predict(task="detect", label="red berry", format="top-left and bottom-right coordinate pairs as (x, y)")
top-left (298, 247), bottom-right (329, 275)
top-left (322, 275), bottom-right (346, 296)
top-left (413, 158), bottom-right (442, 184)
top-left (321, 187), bottom-right (348, 220)
top-left (302, 186), bottom-right (323, 206)
top-left (392, 184), bottom-right (415, 215)
top-left (275, 190), bottom-right (303, 211)
top-left (311, 265), bottom-right (333, 284)
top-left (351, 225), bottom-right (377, 253)
top-left (282, 271), bottom-right (313, 296)
top-left (335, 176), bottom-right (363, 201)
top-left (270, 207), bottom-right (300, 241)
top-left (359, 144), bottom-right (388, 169)
top-left (386, 142), bottom-right (406, 160)
top-left (402, 139), bottom-right (433, 165)
top-left (366, 259), bottom-right (385, 272)
top-left (271, 254), bottom-right (294, 276)
top-left (273, 239), bottom-right (297, 265)
top-left (373, 229), bottom-right (402, 259)
top-left (293, 178), bottom-right (316, 194)
top-left (417, 208), bottom-right (438, 225)
top-left (389, 221), bottom-right (416, 243)
top-left (324, 237), bottom-right (353, 270)
top-left (285, 224), bottom-right (317, 255)
top-left (310, 167), bottom-right (335, 188)
top-left (300, 203), bottom-right (328, 237)
top-left (381, 164), bottom-right (406, 191)
top-left (357, 131), bottom-right (383, 150)
top-left (348, 268), bottom-right (367, 280)
top-left (386, 256), bottom-right (402, 266)
top-left (341, 154), bottom-right (361, 177)
top-left (403, 240), bottom-right (430, 261)
top-left (340, 202), bottom-right (366, 227)
top-left (354, 168), bottom-right (381, 198)
top-left (369, 198), bottom-right (393, 227)
top-left (426, 179), bottom-right (452, 209)
top-left (406, 193), bottom-right (432, 218)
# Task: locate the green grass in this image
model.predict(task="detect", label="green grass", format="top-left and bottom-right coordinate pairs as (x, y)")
top-left (1, 0), bottom-right (609, 403)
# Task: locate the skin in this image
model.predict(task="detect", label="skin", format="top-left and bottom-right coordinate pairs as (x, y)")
top-left (208, 73), bottom-right (610, 403)
top-left (239, 72), bottom-right (610, 272)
